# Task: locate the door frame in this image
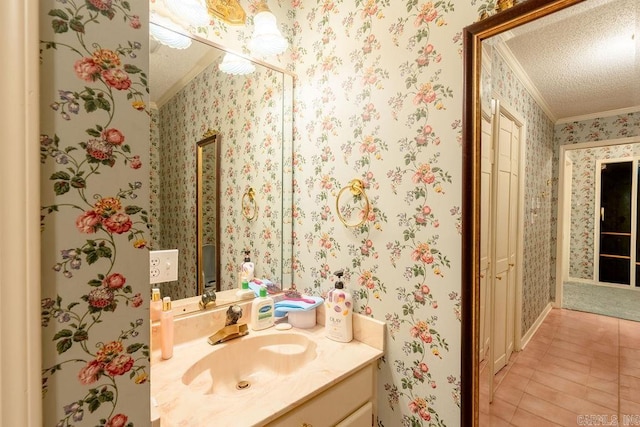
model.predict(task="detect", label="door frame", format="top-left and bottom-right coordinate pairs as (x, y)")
top-left (488, 94), bottom-right (526, 374)
top-left (555, 136), bottom-right (640, 306)
top-left (1, 0), bottom-right (42, 424)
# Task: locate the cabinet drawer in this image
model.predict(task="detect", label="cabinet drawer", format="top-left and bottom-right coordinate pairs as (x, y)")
top-left (267, 364), bottom-right (373, 427)
top-left (335, 402), bottom-right (373, 427)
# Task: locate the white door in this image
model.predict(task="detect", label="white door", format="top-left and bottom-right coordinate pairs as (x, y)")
top-left (492, 111), bottom-right (520, 373)
top-left (479, 114), bottom-right (493, 363)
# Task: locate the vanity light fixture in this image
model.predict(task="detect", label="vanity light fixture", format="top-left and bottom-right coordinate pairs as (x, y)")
top-left (206, 0), bottom-right (247, 26)
top-left (218, 52), bottom-right (256, 75)
top-left (248, 1), bottom-right (288, 57)
top-left (149, 13), bottom-right (193, 49)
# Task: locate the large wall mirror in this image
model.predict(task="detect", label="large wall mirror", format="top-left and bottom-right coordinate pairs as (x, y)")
top-left (462, 0), bottom-right (639, 425)
top-left (149, 20), bottom-right (294, 302)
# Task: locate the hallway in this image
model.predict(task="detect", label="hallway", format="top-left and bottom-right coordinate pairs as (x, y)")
top-left (480, 308), bottom-right (640, 426)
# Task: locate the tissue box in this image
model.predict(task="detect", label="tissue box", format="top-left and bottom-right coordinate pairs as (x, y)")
top-left (288, 309), bottom-right (316, 329)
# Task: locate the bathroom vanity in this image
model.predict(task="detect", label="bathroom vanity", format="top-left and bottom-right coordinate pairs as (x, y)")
top-left (150, 300), bottom-right (385, 426)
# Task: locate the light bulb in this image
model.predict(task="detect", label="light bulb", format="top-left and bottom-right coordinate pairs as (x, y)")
top-left (249, 4), bottom-right (287, 57)
top-left (149, 14), bottom-right (192, 50)
top-left (218, 53), bottom-right (256, 75)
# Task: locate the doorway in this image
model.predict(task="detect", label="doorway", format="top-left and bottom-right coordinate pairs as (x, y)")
top-left (596, 158), bottom-right (640, 287)
top-left (555, 138), bottom-right (640, 309)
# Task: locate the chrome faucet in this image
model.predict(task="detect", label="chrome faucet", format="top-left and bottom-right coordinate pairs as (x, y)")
top-left (207, 305), bottom-right (249, 345)
top-left (199, 288), bottom-right (217, 310)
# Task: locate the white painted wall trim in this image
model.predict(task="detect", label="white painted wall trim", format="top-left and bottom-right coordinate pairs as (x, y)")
top-left (494, 42), bottom-right (556, 123)
top-left (0, 0), bottom-right (42, 425)
top-left (520, 303), bottom-right (553, 348)
top-left (594, 156), bottom-right (640, 287)
top-left (566, 277), bottom-right (595, 284)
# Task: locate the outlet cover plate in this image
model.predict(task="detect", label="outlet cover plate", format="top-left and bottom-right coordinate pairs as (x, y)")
top-left (149, 249), bottom-right (179, 284)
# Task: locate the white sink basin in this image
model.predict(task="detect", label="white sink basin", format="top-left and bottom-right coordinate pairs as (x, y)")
top-left (181, 331), bottom-right (317, 396)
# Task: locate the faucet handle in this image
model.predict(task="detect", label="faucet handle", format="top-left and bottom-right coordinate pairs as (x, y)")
top-left (199, 288), bottom-right (217, 310)
top-left (225, 304), bottom-right (243, 326)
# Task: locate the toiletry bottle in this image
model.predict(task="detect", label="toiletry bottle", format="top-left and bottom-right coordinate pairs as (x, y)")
top-left (250, 287), bottom-right (274, 330)
top-left (150, 288), bottom-right (162, 322)
top-left (241, 250), bottom-right (255, 282)
top-left (236, 279), bottom-right (255, 300)
top-left (161, 296), bottom-right (174, 360)
top-left (325, 269), bottom-right (353, 343)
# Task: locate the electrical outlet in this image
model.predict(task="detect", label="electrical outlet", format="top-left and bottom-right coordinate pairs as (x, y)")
top-left (149, 249), bottom-right (179, 284)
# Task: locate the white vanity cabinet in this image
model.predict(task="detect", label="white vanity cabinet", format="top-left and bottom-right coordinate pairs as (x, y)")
top-left (267, 363), bottom-right (375, 427)
top-left (151, 306), bottom-right (385, 427)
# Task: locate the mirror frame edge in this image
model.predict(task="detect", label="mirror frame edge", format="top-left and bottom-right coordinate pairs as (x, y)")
top-left (196, 133), bottom-right (222, 296)
top-left (461, 0), bottom-right (586, 425)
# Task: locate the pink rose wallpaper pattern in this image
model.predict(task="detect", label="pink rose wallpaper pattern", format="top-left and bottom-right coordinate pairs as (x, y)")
top-left (40, 0), bottom-right (150, 425)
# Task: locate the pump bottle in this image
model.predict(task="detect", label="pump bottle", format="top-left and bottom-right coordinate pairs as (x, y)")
top-left (150, 288), bottom-right (162, 322)
top-left (325, 269), bottom-right (353, 343)
top-left (241, 250), bottom-right (255, 282)
top-left (160, 296), bottom-right (174, 360)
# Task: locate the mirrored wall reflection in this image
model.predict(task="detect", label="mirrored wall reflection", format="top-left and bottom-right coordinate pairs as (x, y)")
top-left (468, 0), bottom-right (640, 424)
top-left (149, 25), bottom-right (293, 301)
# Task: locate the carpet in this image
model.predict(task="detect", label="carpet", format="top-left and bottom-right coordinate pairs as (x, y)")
top-left (562, 281), bottom-right (640, 322)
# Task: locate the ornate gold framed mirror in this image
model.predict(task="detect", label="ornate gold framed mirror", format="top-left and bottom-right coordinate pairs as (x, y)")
top-left (461, 1), bottom-right (587, 425)
top-left (196, 132), bottom-right (221, 295)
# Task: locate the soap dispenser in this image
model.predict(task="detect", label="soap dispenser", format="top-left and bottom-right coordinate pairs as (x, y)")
top-left (241, 250), bottom-right (254, 282)
top-left (325, 269), bottom-right (353, 343)
top-left (250, 286), bottom-right (274, 330)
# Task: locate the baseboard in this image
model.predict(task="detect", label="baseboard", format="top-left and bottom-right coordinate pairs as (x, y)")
top-left (566, 277), bottom-right (594, 284)
top-left (520, 302), bottom-right (553, 349)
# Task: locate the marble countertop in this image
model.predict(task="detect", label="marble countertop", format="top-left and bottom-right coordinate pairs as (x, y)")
top-left (151, 306), bottom-right (384, 426)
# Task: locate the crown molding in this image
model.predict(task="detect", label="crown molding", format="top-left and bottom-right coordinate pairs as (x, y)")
top-left (494, 40), bottom-right (557, 123)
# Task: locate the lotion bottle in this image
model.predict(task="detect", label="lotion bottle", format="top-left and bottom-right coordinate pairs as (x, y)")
top-left (241, 250), bottom-right (255, 282)
top-left (160, 296), bottom-right (174, 360)
top-left (150, 288), bottom-right (162, 322)
top-left (325, 269), bottom-right (353, 343)
top-left (250, 287), bottom-right (274, 330)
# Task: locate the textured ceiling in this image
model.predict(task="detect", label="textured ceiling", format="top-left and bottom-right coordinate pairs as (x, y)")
top-left (496, 0), bottom-right (639, 122)
top-left (149, 36), bottom-right (224, 107)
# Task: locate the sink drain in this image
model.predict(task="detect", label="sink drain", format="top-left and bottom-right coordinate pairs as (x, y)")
top-left (236, 380), bottom-right (251, 390)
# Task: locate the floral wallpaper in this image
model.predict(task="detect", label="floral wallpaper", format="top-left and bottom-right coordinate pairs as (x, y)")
top-left (153, 60), bottom-right (287, 298)
top-left (39, 0), bottom-right (150, 425)
top-left (566, 142), bottom-right (640, 279)
top-left (555, 111), bottom-right (640, 145)
top-left (489, 49), bottom-right (556, 335)
top-left (287, 1), bottom-right (482, 425)
top-left (149, 108), bottom-right (161, 249)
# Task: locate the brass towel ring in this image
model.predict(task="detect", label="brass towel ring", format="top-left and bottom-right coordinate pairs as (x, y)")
top-left (242, 187), bottom-right (257, 221)
top-left (336, 179), bottom-right (370, 228)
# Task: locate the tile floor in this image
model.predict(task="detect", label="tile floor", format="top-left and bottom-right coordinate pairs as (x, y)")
top-left (480, 308), bottom-right (640, 426)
